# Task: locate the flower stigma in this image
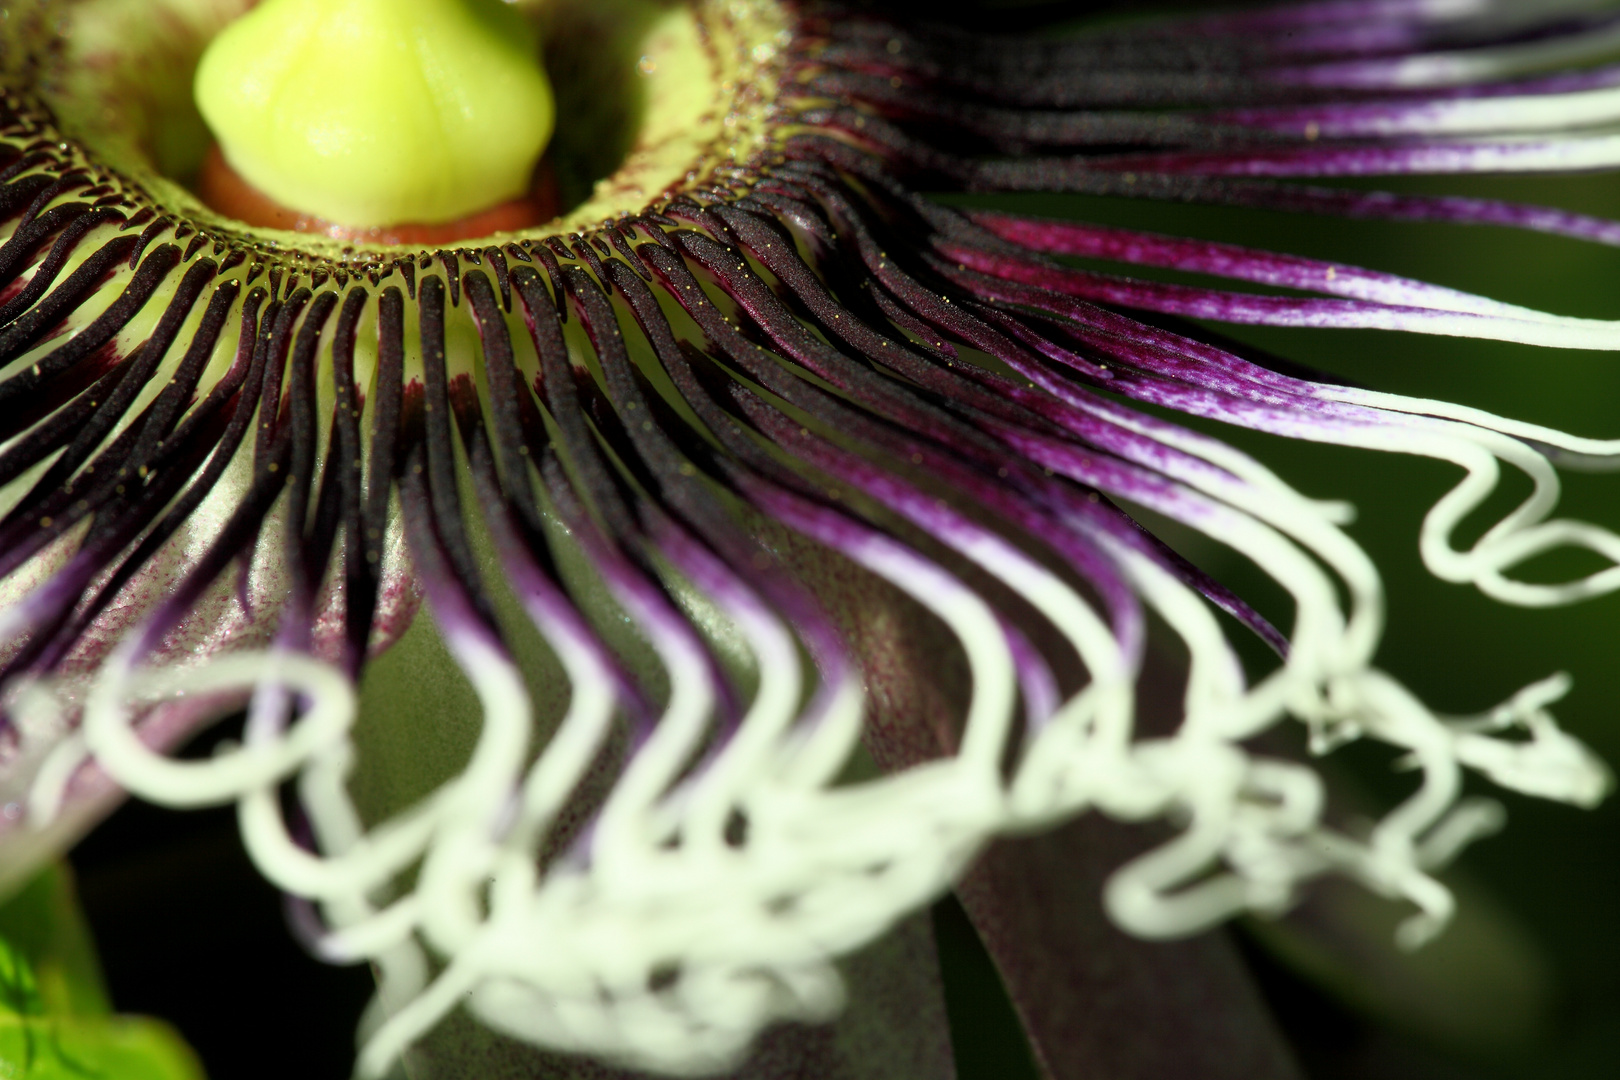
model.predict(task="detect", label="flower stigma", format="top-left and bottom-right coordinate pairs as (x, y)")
top-left (195, 0), bottom-right (556, 232)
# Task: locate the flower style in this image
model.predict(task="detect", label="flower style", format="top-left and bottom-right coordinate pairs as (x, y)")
top-left (0, 0), bottom-right (1617, 1076)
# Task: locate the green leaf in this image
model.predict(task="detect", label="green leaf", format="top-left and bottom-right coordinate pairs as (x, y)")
top-left (0, 864), bottom-right (110, 1020)
top-left (196, 0), bottom-right (554, 227)
top-left (0, 866), bottom-right (207, 1080)
top-left (0, 1010), bottom-right (207, 1080)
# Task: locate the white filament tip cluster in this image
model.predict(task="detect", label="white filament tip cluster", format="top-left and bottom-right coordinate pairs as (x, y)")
top-left (20, 410), bottom-right (1611, 1076)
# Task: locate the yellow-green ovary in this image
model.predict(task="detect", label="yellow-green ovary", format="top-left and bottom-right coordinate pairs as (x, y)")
top-left (195, 0), bottom-right (555, 227)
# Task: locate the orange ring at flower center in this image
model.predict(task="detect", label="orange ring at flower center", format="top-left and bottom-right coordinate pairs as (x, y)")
top-left (197, 144), bottom-right (562, 247)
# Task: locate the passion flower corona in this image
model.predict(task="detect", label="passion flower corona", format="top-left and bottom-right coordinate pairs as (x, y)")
top-left (0, 0), bottom-right (1615, 1077)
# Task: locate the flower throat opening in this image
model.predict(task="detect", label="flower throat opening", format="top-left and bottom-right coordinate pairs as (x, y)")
top-left (38, 0), bottom-right (781, 257)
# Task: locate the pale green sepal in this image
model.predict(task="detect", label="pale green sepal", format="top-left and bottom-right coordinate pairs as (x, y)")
top-left (195, 0), bottom-right (555, 227)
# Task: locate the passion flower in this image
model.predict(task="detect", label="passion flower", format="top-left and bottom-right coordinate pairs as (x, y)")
top-left (0, 0), bottom-right (1616, 1077)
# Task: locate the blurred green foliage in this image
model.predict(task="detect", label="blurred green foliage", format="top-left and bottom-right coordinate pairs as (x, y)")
top-left (0, 864), bottom-right (206, 1080)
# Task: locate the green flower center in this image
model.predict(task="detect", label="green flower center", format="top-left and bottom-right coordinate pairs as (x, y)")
top-left (195, 0), bottom-right (556, 229)
top-left (35, 0), bottom-right (791, 259)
